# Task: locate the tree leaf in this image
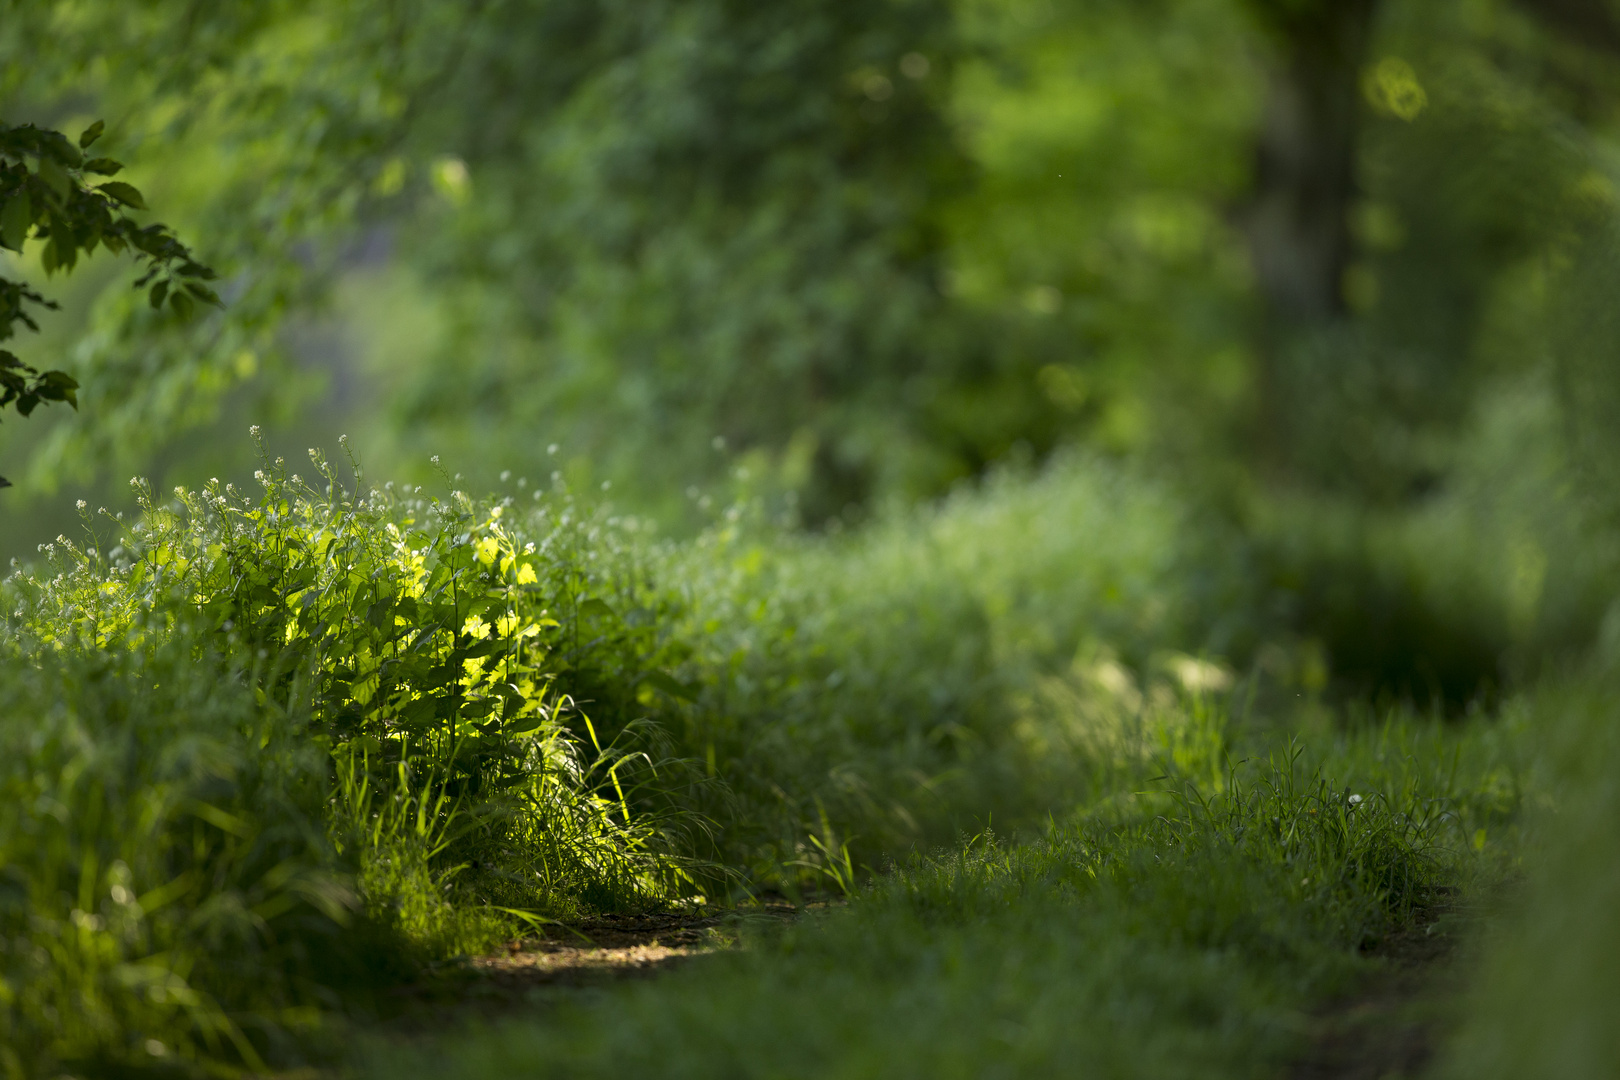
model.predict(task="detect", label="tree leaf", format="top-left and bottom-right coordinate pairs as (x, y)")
top-left (38, 370), bottom-right (78, 409)
top-left (41, 132), bottom-right (82, 169)
top-left (83, 157), bottom-right (123, 176)
top-left (149, 280), bottom-right (169, 309)
top-left (78, 120), bottom-right (105, 149)
top-left (37, 157), bottom-right (71, 200)
top-left (184, 281), bottom-right (223, 307)
top-left (99, 181), bottom-right (147, 210)
top-left (45, 227), bottom-right (76, 274)
top-left (0, 191), bottom-right (31, 251)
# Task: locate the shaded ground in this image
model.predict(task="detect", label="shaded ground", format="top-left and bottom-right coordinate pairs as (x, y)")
top-left (376, 898), bottom-right (1473, 1078)
top-left (381, 902), bottom-right (820, 1028)
top-left (1287, 902), bottom-right (1472, 1080)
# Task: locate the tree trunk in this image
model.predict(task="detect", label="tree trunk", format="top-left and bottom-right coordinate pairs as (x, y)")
top-left (1240, 0), bottom-right (1380, 472)
top-left (1243, 1), bottom-right (1378, 326)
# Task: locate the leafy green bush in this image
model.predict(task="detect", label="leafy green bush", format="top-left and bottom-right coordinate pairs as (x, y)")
top-left (12, 438), bottom-right (716, 918)
top-left (0, 438), bottom-right (724, 1069)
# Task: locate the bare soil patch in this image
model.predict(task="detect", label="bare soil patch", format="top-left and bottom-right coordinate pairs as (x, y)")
top-left (467, 908), bottom-right (770, 991)
top-left (380, 902), bottom-right (822, 1029)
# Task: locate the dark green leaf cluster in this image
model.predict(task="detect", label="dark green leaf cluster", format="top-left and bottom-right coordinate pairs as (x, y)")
top-left (0, 121), bottom-right (220, 327)
top-left (0, 119), bottom-right (219, 484)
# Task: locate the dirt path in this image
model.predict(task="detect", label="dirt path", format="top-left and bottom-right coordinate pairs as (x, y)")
top-left (381, 903), bottom-right (815, 1028)
top-left (1287, 906), bottom-right (1469, 1080)
top-left (467, 908), bottom-right (758, 990)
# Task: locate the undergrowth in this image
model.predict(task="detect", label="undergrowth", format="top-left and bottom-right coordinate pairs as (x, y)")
top-left (0, 443), bottom-right (1524, 1076)
top-left (2, 441), bottom-right (723, 1073)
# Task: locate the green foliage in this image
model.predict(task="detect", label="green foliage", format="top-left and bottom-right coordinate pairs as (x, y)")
top-left (13, 442), bottom-right (1243, 906)
top-left (381, 0), bottom-right (984, 517)
top-left (0, 436), bottom-right (1534, 1074)
top-left (14, 441), bottom-right (715, 919)
top-left (633, 454), bottom-right (1250, 876)
top-left (0, 440), bottom-right (718, 1070)
top-left (0, 118), bottom-right (217, 486)
top-left (6, 8), bottom-right (1620, 1072)
top-left (9, 1), bottom-right (1616, 711)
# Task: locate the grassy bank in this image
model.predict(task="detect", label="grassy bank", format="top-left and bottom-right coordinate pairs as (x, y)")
top-left (0, 443), bottom-right (1579, 1076)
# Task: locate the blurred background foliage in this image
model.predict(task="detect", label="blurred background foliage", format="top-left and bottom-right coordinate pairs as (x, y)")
top-left (3, 0), bottom-right (1620, 706)
top-left (5, 3), bottom-right (1620, 1075)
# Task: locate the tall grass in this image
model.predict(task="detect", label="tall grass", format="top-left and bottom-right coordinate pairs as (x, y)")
top-left (365, 716), bottom-right (1485, 1080)
top-left (1, 442), bottom-right (722, 1070)
top-left (12, 440), bottom-right (714, 914)
top-left (0, 441), bottom-right (1533, 1073)
top-left (1439, 659), bottom-right (1620, 1080)
top-left (632, 454), bottom-right (1253, 880)
top-left (13, 447), bottom-right (1247, 906)
top-left (0, 636), bottom-right (390, 1076)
